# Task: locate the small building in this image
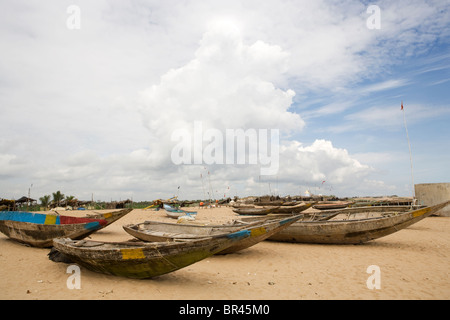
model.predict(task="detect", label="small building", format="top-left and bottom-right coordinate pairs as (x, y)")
top-left (15, 196), bottom-right (37, 206)
top-left (415, 183), bottom-right (450, 217)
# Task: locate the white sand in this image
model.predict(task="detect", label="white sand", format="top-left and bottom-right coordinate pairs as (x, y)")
top-left (0, 206), bottom-right (449, 300)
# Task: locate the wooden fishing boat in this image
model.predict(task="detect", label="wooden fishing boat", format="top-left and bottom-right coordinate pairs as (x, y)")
top-left (123, 215), bottom-right (303, 255)
top-left (0, 208), bottom-right (132, 248)
top-left (313, 201), bottom-right (352, 210)
top-left (232, 203), bottom-right (312, 215)
top-left (165, 210), bottom-right (198, 220)
top-left (254, 200), bottom-right (285, 206)
top-left (310, 205), bottom-right (414, 216)
top-left (0, 212), bottom-right (107, 247)
top-left (232, 206), bottom-right (280, 215)
top-left (270, 202), bottom-right (315, 214)
top-left (83, 208), bottom-right (133, 224)
top-left (237, 211), bottom-right (341, 224)
top-left (52, 226), bottom-right (257, 279)
top-left (163, 204), bottom-right (197, 219)
top-left (264, 201), bottom-right (450, 244)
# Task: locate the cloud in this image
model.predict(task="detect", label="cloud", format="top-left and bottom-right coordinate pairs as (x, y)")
top-left (359, 79), bottom-right (410, 94)
top-left (327, 103), bottom-right (450, 133)
top-left (1, 1), bottom-right (448, 200)
top-left (138, 23), bottom-right (303, 155)
top-left (132, 23), bottom-right (374, 198)
top-left (277, 139), bottom-right (373, 184)
top-left (0, 154), bottom-right (29, 179)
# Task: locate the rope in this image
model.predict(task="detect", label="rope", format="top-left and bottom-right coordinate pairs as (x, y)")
top-left (152, 244), bottom-right (180, 270)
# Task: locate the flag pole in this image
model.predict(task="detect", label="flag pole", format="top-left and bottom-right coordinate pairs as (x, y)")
top-left (401, 101), bottom-right (415, 204)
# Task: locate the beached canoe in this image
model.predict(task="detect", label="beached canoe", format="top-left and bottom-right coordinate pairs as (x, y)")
top-left (52, 227), bottom-right (257, 279)
top-left (163, 204), bottom-right (197, 219)
top-left (83, 208), bottom-right (133, 224)
top-left (0, 212), bottom-right (107, 247)
top-left (253, 200), bottom-right (285, 206)
top-left (313, 201), bottom-right (353, 210)
top-left (263, 201), bottom-right (450, 244)
top-left (123, 215), bottom-right (303, 255)
top-left (232, 203), bottom-right (314, 215)
top-left (0, 208), bottom-right (132, 248)
top-left (165, 211), bottom-right (192, 219)
top-left (270, 202), bottom-right (315, 214)
top-left (232, 206), bottom-right (280, 215)
top-left (237, 211), bottom-right (341, 224)
top-left (309, 205), bottom-right (415, 216)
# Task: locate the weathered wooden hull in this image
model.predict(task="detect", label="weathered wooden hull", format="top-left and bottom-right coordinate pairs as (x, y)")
top-left (270, 202), bottom-right (315, 214)
top-left (165, 210), bottom-right (192, 219)
top-left (123, 221), bottom-right (249, 241)
top-left (0, 209), bottom-right (132, 248)
top-left (266, 201), bottom-right (450, 244)
top-left (232, 206), bottom-right (280, 215)
top-left (84, 208), bottom-right (133, 224)
top-left (254, 200), bottom-right (285, 206)
top-left (52, 229), bottom-right (253, 279)
top-left (218, 216), bottom-right (302, 254)
top-left (317, 205), bottom-right (413, 215)
top-left (313, 202), bottom-right (352, 210)
top-left (0, 212), bottom-right (108, 247)
top-left (163, 204), bottom-right (197, 219)
top-left (123, 215), bottom-right (302, 255)
top-left (237, 211), bottom-right (340, 224)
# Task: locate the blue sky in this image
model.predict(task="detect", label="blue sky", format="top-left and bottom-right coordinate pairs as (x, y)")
top-left (0, 1), bottom-right (449, 202)
top-left (294, 44), bottom-right (450, 197)
top-left (259, 35), bottom-right (450, 198)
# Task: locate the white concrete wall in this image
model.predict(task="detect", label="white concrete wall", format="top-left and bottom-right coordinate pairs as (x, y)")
top-left (415, 183), bottom-right (450, 217)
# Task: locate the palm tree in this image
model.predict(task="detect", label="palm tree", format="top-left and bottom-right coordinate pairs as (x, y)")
top-left (39, 195), bottom-right (51, 210)
top-left (52, 191), bottom-right (65, 207)
top-left (65, 195), bottom-right (76, 208)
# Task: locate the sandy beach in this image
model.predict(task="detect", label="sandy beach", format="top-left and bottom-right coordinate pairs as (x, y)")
top-left (0, 206), bottom-right (449, 300)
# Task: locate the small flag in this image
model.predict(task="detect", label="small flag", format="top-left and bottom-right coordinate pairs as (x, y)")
top-left (401, 101), bottom-right (403, 110)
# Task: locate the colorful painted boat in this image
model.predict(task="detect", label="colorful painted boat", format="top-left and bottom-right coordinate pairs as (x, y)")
top-left (0, 208), bottom-right (132, 248)
top-left (83, 208), bottom-right (133, 225)
top-left (0, 212), bottom-right (107, 247)
top-left (264, 201), bottom-right (450, 244)
top-left (123, 215), bottom-right (303, 255)
top-left (163, 204), bottom-right (197, 219)
top-left (52, 227), bottom-right (257, 279)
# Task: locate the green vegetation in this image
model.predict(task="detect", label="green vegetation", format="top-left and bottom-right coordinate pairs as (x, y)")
top-left (52, 191), bottom-right (65, 207)
top-left (39, 195), bottom-right (51, 210)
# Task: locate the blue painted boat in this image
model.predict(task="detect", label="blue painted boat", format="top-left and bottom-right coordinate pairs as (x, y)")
top-left (163, 204), bottom-right (197, 219)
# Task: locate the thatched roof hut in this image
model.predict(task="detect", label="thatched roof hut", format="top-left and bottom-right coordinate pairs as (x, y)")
top-left (15, 196), bottom-right (36, 204)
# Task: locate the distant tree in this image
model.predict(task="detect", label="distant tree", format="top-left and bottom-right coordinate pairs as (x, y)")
top-left (52, 191), bottom-right (65, 207)
top-left (39, 195), bottom-right (51, 210)
top-left (65, 195), bottom-right (76, 207)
